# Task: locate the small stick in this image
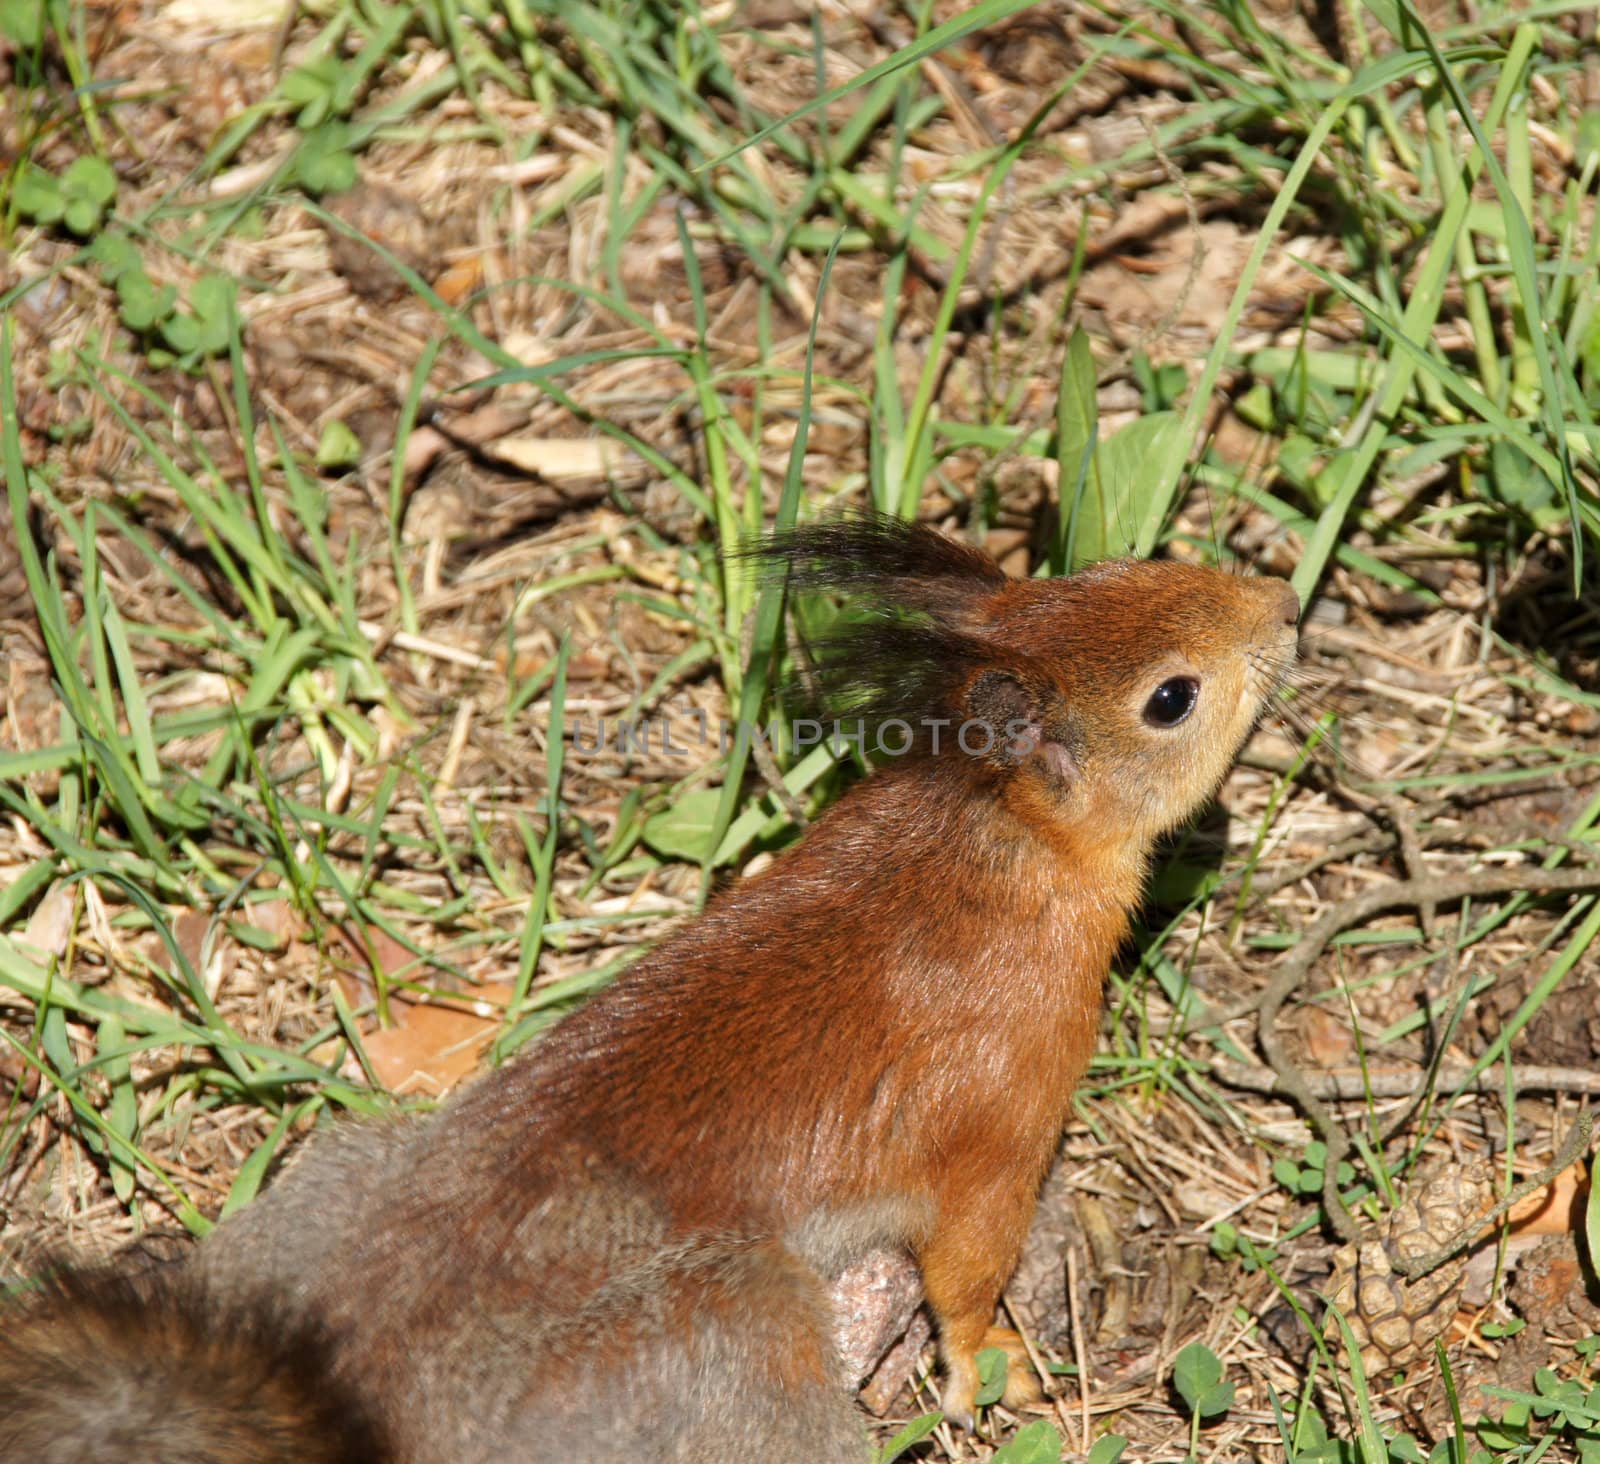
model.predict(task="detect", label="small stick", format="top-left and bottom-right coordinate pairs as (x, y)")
top-left (1065, 1243), bottom-right (1092, 1456)
top-left (1209, 1060), bottom-right (1600, 1099)
top-left (746, 721), bottom-right (808, 828)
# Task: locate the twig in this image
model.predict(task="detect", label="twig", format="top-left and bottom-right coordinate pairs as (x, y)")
top-left (746, 721), bottom-right (808, 829)
top-left (1383, 795), bottom-right (1435, 937)
top-left (1065, 1243), bottom-right (1091, 1456)
top-left (1221, 813), bottom-right (1600, 909)
top-left (1240, 827), bottom-right (1398, 901)
top-left (1210, 1060), bottom-right (1600, 1099)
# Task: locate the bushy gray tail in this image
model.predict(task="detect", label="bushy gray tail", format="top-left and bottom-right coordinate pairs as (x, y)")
top-left (0, 1268), bottom-right (381, 1464)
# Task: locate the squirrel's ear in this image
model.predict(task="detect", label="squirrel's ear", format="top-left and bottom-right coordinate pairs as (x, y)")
top-left (962, 670), bottom-right (1078, 785)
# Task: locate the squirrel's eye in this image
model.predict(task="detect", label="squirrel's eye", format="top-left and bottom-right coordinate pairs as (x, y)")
top-left (1143, 676), bottom-right (1199, 728)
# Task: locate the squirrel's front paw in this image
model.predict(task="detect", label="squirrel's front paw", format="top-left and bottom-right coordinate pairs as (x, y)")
top-left (941, 1328), bottom-right (1045, 1429)
top-left (987, 1325), bottom-right (1047, 1407)
top-left (939, 1363), bottom-right (979, 1433)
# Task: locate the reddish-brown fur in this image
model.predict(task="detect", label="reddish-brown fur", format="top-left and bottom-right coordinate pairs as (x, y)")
top-left (0, 519), bottom-right (1298, 1462)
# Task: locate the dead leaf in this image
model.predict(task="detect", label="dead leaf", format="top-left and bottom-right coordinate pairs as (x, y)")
top-left (433, 256), bottom-right (484, 306)
top-left (319, 925), bottom-right (510, 1095)
top-left (21, 883), bottom-right (76, 959)
top-left (358, 983), bottom-right (515, 1096)
top-left (162, 0), bottom-right (282, 30)
top-left (327, 923), bottom-right (422, 1008)
top-left (1300, 1005), bottom-right (1353, 1068)
top-left (1505, 1162), bottom-right (1589, 1236)
top-left (485, 436), bottom-right (632, 482)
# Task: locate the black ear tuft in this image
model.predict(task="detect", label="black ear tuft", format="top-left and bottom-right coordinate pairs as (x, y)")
top-left (745, 512), bottom-right (1005, 618)
top-left (741, 515), bottom-right (1009, 746)
top-left (744, 514), bottom-right (1065, 762)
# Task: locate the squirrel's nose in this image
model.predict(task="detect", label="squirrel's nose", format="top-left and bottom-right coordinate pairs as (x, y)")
top-left (1266, 578), bottom-right (1300, 630)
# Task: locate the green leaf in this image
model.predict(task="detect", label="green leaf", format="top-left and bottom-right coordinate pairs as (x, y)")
top-left (1067, 410), bottom-right (1183, 566)
top-left (317, 418), bottom-right (362, 469)
top-left (1199, 1379), bottom-right (1237, 1416)
top-left (189, 273), bottom-right (236, 324)
top-left (1579, 111), bottom-right (1600, 170)
top-left (1287, 1403), bottom-right (1334, 1456)
top-left (874, 1412), bottom-right (943, 1464)
top-left (116, 269), bottom-right (177, 332)
top-left (62, 155), bottom-right (117, 205)
top-left (0, 0), bottom-right (44, 47)
top-left (1132, 354), bottom-right (1187, 413)
top-left (187, 275), bottom-right (237, 356)
top-left (1326, 1304), bottom-right (1389, 1464)
top-left (98, 1013), bottom-right (138, 1203)
top-left (156, 276), bottom-right (235, 359)
top-left (1490, 438), bottom-right (1558, 514)
top-left (281, 55), bottom-right (342, 127)
top-left (1234, 380), bottom-right (1275, 431)
top-left (641, 787), bottom-right (723, 863)
top-left (63, 197), bottom-right (101, 235)
top-left (294, 124), bottom-right (359, 194)
top-left (1055, 325), bottom-right (1098, 571)
top-left (1174, 1342), bottom-right (1230, 1419)
top-left (161, 312), bottom-right (201, 355)
top-left (225, 918), bottom-right (288, 953)
top-left (13, 162), bottom-right (64, 224)
top-left (1272, 1158), bottom-right (1303, 1191)
top-left (989, 1419), bottom-right (1065, 1464)
top-left (219, 1101), bottom-right (317, 1220)
top-left (89, 231), bottom-right (141, 284)
top-left (1086, 1434), bottom-right (1129, 1464)
top-left (975, 1345), bottom-right (1008, 1408)
top-left (25, 155), bottom-right (119, 236)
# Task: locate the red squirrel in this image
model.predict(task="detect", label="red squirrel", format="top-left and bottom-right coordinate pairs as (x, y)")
top-left (0, 516), bottom-right (1298, 1463)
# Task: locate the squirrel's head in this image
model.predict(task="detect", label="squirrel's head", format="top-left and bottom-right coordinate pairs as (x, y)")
top-left (957, 558), bottom-right (1300, 839)
top-left (757, 516), bottom-right (1299, 842)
